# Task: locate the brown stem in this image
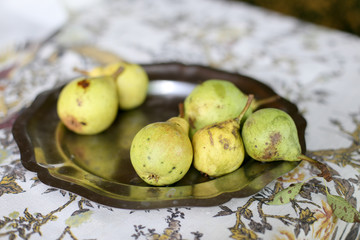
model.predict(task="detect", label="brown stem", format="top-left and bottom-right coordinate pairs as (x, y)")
top-left (297, 154), bottom-right (333, 182)
top-left (235, 94), bottom-right (254, 124)
top-left (252, 95), bottom-right (280, 109)
top-left (178, 102), bottom-right (185, 118)
top-left (73, 67), bottom-right (90, 76)
top-left (112, 66), bottom-right (124, 79)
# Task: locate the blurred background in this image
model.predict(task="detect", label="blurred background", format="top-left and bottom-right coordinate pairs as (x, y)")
top-left (240, 0), bottom-right (360, 36)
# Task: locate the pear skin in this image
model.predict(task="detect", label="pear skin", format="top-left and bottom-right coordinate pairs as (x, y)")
top-left (184, 79), bottom-right (251, 138)
top-left (241, 108), bottom-right (301, 162)
top-left (88, 62), bottom-right (149, 110)
top-left (57, 76), bottom-right (118, 135)
top-left (192, 95), bottom-right (254, 177)
top-left (192, 118), bottom-right (245, 177)
top-left (242, 108), bottom-right (333, 181)
top-left (130, 117), bottom-right (193, 186)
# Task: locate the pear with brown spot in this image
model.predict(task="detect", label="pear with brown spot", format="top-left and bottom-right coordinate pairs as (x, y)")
top-left (192, 95), bottom-right (254, 177)
top-left (57, 76), bottom-right (118, 135)
top-left (242, 108), bottom-right (301, 162)
top-left (241, 108), bottom-right (332, 181)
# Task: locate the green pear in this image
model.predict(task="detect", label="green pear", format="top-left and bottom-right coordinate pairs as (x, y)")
top-left (87, 62), bottom-right (149, 110)
top-left (192, 95), bottom-right (254, 177)
top-left (130, 117), bottom-right (193, 186)
top-left (241, 108), bottom-right (332, 181)
top-left (57, 76), bottom-right (118, 135)
top-left (184, 79), bottom-right (249, 137)
top-left (241, 108), bottom-right (302, 162)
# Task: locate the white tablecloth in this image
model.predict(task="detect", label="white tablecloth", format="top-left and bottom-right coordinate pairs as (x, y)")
top-left (1, 0), bottom-right (360, 239)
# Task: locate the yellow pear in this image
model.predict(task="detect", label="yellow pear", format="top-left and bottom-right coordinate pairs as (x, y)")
top-left (88, 62), bottom-right (149, 110)
top-left (57, 76), bottom-right (118, 135)
top-left (192, 95), bottom-right (254, 177)
top-left (130, 117), bottom-right (193, 186)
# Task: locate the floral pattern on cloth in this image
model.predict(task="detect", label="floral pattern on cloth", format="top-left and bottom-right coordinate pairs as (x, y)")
top-left (1, 0), bottom-right (360, 239)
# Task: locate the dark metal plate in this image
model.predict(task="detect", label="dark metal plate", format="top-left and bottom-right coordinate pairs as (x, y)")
top-left (12, 62), bottom-right (306, 209)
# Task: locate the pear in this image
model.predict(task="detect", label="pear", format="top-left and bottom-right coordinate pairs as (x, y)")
top-left (241, 108), bottom-right (332, 181)
top-left (57, 76), bottom-right (118, 135)
top-left (130, 117), bottom-right (193, 186)
top-left (242, 108), bottom-right (301, 162)
top-left (192, 95), bottom-right (254, 177)
top-left (184, 79), bottom-right (278, 138)
top-left (85, 61), bottom-right (149, 110)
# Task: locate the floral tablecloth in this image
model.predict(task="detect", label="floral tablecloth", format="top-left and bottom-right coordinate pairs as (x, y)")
top-left (1, 0), bottom-right (360, 239)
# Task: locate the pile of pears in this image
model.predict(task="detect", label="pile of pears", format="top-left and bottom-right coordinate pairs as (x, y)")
top-left (58, 66), bottom-right (329, 187)
top-left (130, 79), bottom-right (328, 186)
top-left (57, 61), bottom-right (149, 135)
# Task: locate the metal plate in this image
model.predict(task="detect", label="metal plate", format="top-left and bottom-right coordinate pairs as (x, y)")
top-left (12, 62), bottom-right (306, 209)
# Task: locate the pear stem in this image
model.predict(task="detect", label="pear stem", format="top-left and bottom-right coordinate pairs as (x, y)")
top-left (297, 154), bottom-right (333, 182)
top-left (235, 94), bottom-right (254, 124)
top-left (73, 67), bottom-right (90, 76)
top-left (252, 95), bottom-right (280, 109)
top-left (112, 66), bottom-right (124, 79)
top-left (178, 102), bottom-right (185, 118)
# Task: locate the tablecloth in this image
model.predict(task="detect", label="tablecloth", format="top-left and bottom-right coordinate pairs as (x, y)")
top-left (1, 0), bottom-right (360, 239)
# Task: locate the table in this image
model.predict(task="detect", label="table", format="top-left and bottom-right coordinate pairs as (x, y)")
top-left (1, 0), bottom-right (360, 239)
